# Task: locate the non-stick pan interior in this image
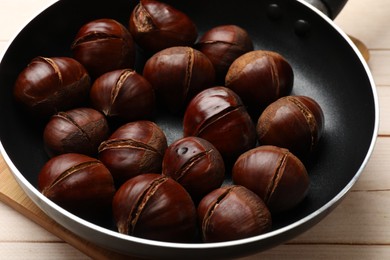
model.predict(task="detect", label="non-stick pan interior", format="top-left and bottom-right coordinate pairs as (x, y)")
top-left (0, 0), bottom-right (377, 257)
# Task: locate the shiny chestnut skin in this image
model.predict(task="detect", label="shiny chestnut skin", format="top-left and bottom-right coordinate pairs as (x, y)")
top-left (162, 137), bottom-right (225, 202)
top-left (225, 50), bottom-right (294, 116)
top-left (38, 153), bottom-right (116, 219)
top-left (232, 145), bottom-right (309, 213)
top-left (183, 86), bottom-right (256, 162)
top-left (143, 46), bottom-right (215, 113)
top-left (90, 69), bottom-right (155, 122)
top-left (113, 173), bottom-right (197, 242)
top-left (129, 0), bottom-right (198, 54)
top-left (98, 121), bottom-right (167, 186)
top-left (198, 185), bottom-right (272, 242)
top-left (197, 25), bottom-right (254, 84)
top-left (72, 19), bottom-right (136, 79)
top-left (43, 107), bottom-right (109, 157)
top-left (257, 95), bottom-right (325, 158)
top-left (13, 57), bottom-right (90, 118)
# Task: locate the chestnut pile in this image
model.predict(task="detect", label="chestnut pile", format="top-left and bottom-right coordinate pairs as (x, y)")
top-left (13, 0), bottom-right (324, 243)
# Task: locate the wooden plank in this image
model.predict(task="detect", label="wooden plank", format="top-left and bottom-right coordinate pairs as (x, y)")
top-left (249, 245), bottom-right (390, 260)
top-left (335, 0), bottom-right (390, 50)
top-left (369, 51), bottom-right (390, 86)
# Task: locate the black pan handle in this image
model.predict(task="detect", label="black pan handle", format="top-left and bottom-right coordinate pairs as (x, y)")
top-left (303, 0), bottom-right (348, 19)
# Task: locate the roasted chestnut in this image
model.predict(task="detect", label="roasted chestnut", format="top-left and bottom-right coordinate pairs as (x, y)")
top-left (197, 24), bottom-right (254, 84)
top-left (143, 46), bottom-right (215, 113)
top-left (225, 50), bottom-right (294, 116)
top-left (90, 69), bottom-right (155, 122)
top-left (198, 185), bottom-right (272, 242)
top-left (162, 136), bottom-right (225, 201)
top-left (43, 107), bottom-right (109, 157)
top-left (38, 153), bottom-right (116, 219)
top-left (129, 0), bottom-right (198, 54)
top-left (71, 18), bottom-right (136, 79)
top-left (98, 121), bottom-right (167, 186)
top-left (232, 145), bottom-right (309, 213)
top-left (257, 95), bottom-right (325, 158)
top-left (183, 86), bottom-right (256, 162)
top-left (113, 173), bottom-right (197, 242)
top-left (13, 57), bottom-right (90, 118)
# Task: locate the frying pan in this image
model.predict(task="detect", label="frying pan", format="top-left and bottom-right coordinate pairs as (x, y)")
top-left (0, 0), bottom-right (378, 258)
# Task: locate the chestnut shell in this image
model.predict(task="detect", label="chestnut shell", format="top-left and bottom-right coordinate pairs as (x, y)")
top-left (112, 173), bottom-right (197, 242)
top-left (256, 95), bottom-right (325, 158)
top-left (162, 136), bottom-right (225, 201)
top-left (198, 185), bottom-right (272, 242)
top-left (129, 0), bottom-right (198, 53)
top-left (183, 86), bottom-right (256, 162)
top-left (13, 56), bottom-right (90, 118)
top-left (232, 145), bottom-right (310, 213)
top-left (38, 153), bottom-right (116, 219)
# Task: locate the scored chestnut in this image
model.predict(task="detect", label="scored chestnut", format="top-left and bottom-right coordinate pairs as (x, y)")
top-left (38, 153), bottom-right (116, 220)
top-left (72, 18), bottom-right (136, 79)
top-left (183, 86), bottom-right (256, 162)
top-left (112, 173), bottom-right (197, 242)
top-left (43, 107), bottom-right (109, 157)
top-left (257, 95), bottom-right (325, 158)
top-left (90, 69), bottom-right (155, 122)
top-left (162, 136), bottom-right (225, 202)
top-left (13, 57), bottom-right (90, 118)
top-left (225, 50), bottom-right (294, 116)
top-left (232, 145), bottom-right (310, 213)
top-left (198, 185), bottom-right (272, 242)
top-left (197, 24), bottom-right (254, 84)
top-left (129, 0), bottom-right (198, 54)
top-left (98, 121), bottom-right (167, 186)
top-left (143, 46), bottom-right (215, 113)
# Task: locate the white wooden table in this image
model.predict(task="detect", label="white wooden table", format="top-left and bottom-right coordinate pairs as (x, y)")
top-left (0, 0), bottom-right (389, 259)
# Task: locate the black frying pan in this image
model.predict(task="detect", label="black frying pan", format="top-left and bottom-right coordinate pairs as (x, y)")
top-left (0, 0), bottom-right (378, 259)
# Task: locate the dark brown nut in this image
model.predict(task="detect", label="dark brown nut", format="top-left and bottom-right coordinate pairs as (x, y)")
top-left (225, 50), bottom-right (294, 116)
top-left (90, 69), bottom-right (155, 122)
top-left (257, 95), bottom-right (325, 158)
top-left (38, 153), bottom-right (116, 219)
top-left (143, 46), bottom-right (215, 113)
top-left (232, 145), bottom-right (309, 213)
top-left (197, 24), bottom-right (254, 84)
top-left (183, 86), bottom-right (256, 162)
top-left (43, 107), bottom-right (109, 157)
top-left (162, 136), bottom-right (225, 202)
top-left (98, 121), bottom-right (167, 186)
top-left (13, 57), bottom-right (90, 118)
top-left (71, 18), bottom-right (136, 79)
top-left (129, 0), bottom-right (198, 54)
top-left (112, 173), bottom-right (197, 242)
top-left (198, 185), bottom-right (272, 242)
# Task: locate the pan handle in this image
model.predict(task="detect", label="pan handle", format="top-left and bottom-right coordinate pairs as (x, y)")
top-left (303, 0), bottom-right (348, 19)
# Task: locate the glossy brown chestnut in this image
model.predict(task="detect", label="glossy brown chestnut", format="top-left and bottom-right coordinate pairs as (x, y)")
top-left (112, 173), bottom-right (197, 242)
top-left (225, 50), bottom-right (294, 116)
top-left (257, 95), bottom-right (325, 158)
top-left (72, 18), bottom-right (136, 79)
top-left (43, 107), bottom-right (109, 157)
top-left (197, 24), bottom-right (254, 84)
top-left (90, 69), bottom-right (155, 122)
top-left (162, 136), bottom-right (225, 201)
top-left (98, 121), bottom-right (167, 186)
top-left (13, 57), bottom-right (90, 118)
top-left (38, 153), bottom-right (116, 219)
top-left (198, 185), bottom-right (272, 242)
top-left (129, 0), bottom-right (198, 54)
top-left (183, 86), bottom-right (256, 162)
top-left (143, 46), bottom-right (215, 113)
top-left (232, 145), bottom-right (309, 213)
